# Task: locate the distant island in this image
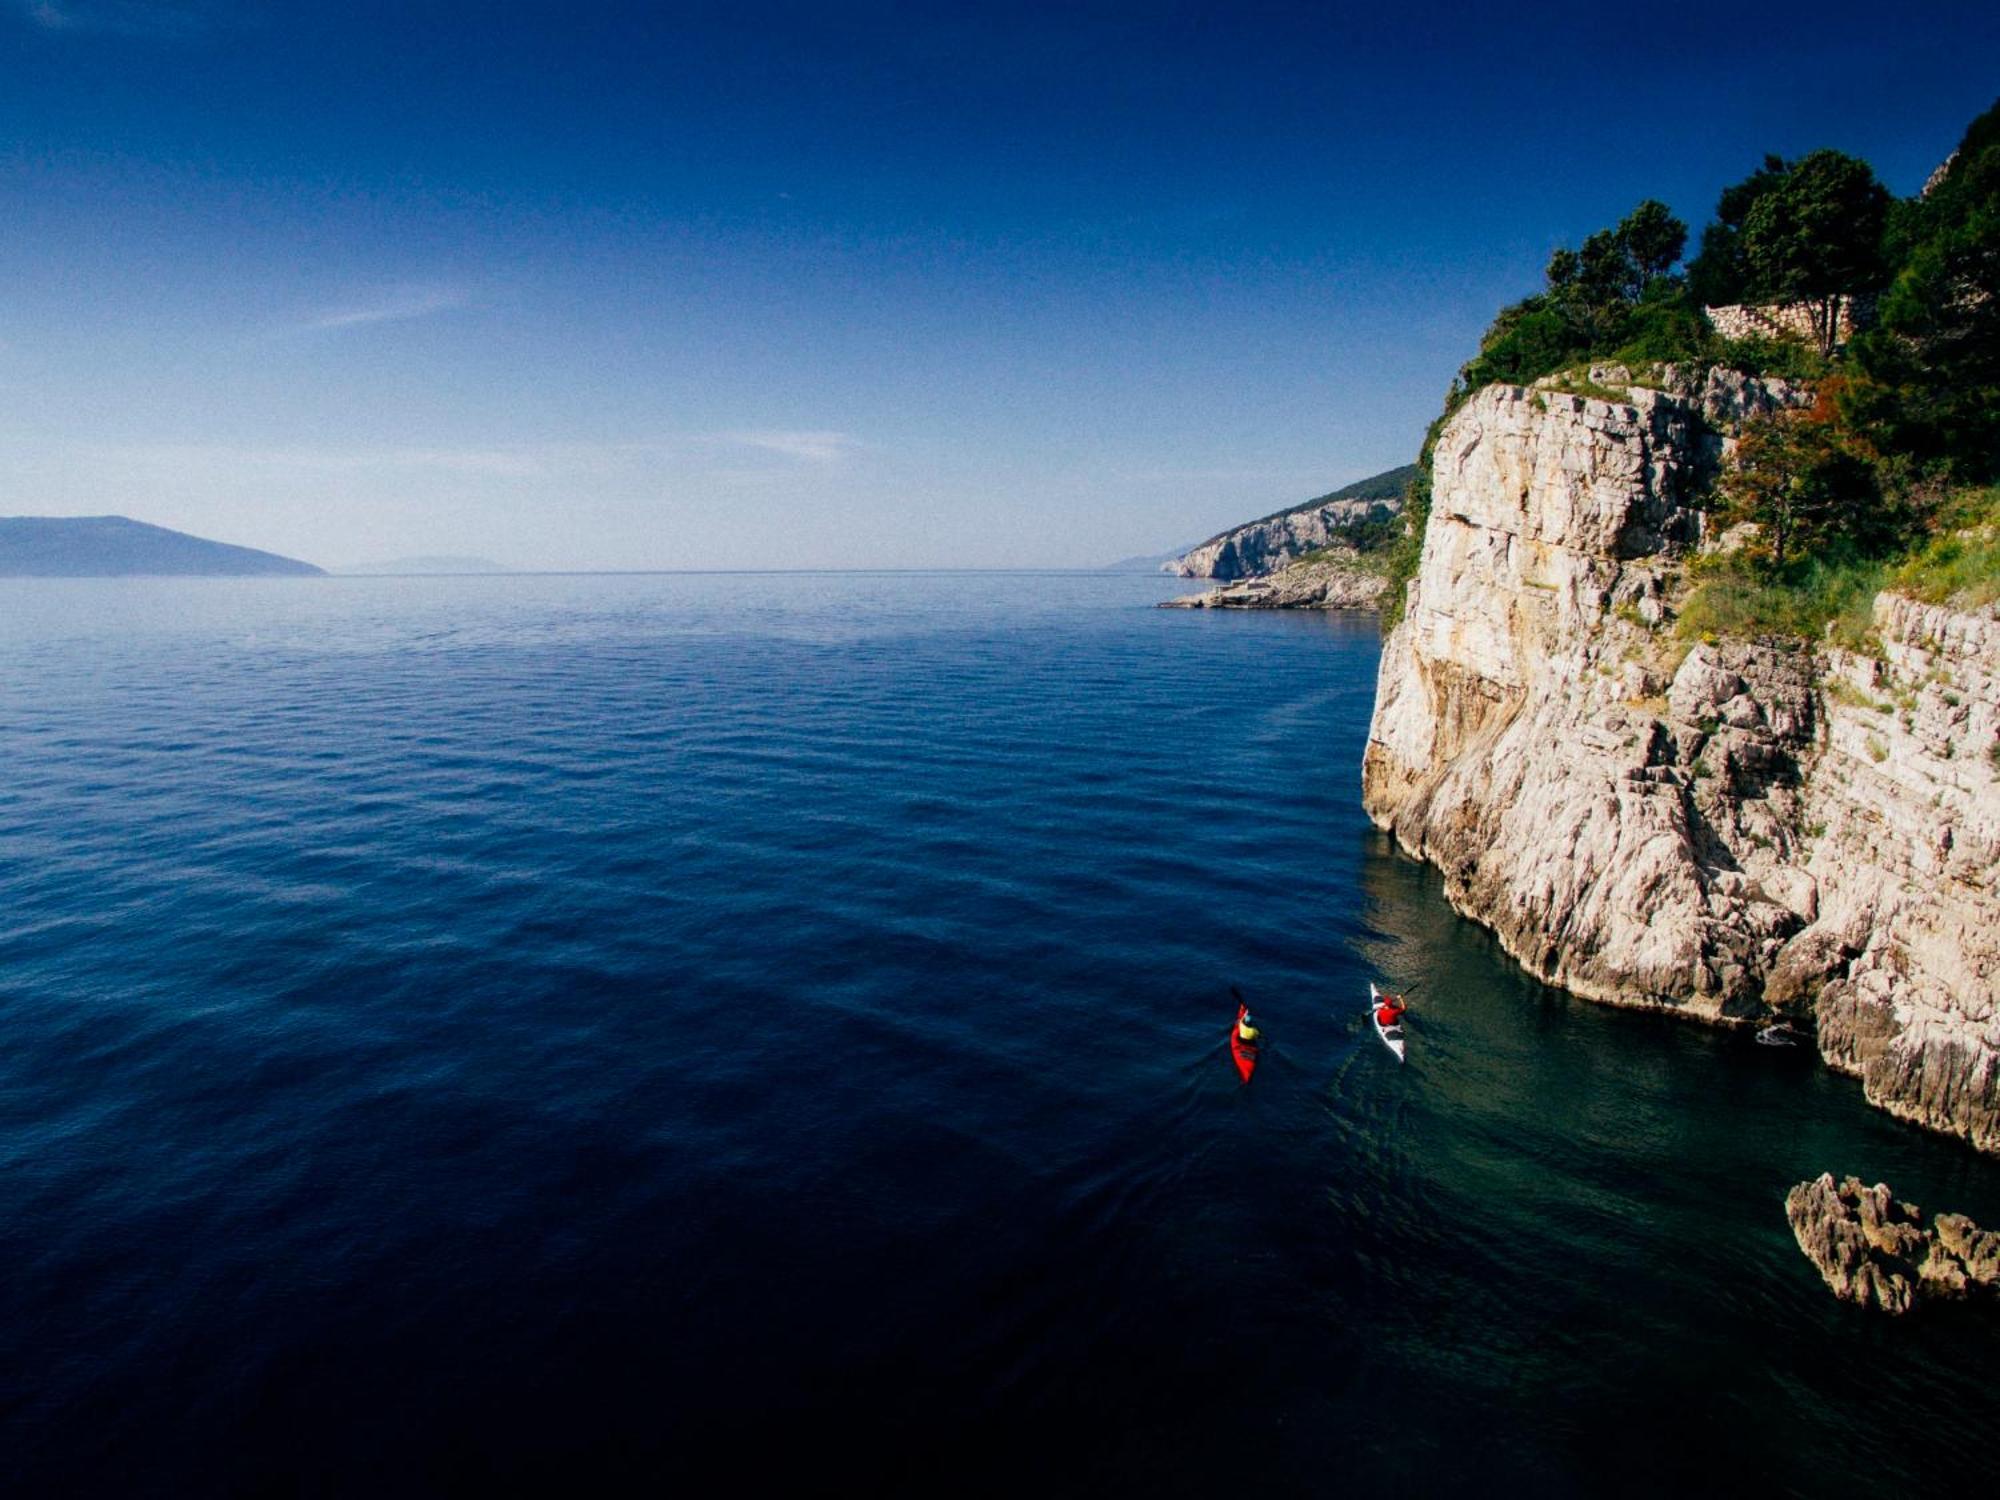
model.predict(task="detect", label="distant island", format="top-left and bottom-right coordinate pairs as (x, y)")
top-left (1099, 549), bottom-right (1190, 572)
top-left (334, 556), bottom-right (516, 576)
top-left (0, 516), bottom-right (325, 577)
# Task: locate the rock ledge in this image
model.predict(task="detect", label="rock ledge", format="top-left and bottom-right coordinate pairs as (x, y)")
top-left (1161, 554), bottom-right (1386, 611)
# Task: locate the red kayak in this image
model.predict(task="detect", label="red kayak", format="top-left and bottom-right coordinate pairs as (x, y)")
top-left (1228, 1003), bottom-right (1259, 1083)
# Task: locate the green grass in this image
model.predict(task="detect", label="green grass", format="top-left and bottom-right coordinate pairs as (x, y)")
top-left (1538, 368), bottom-right (1632, 403)
top-left (1290, 544), bottom-right (1392, 577)
top-left (1707, 335), bottom-right (1831, 383)
top-left (1674, 552), bottom-right (1886, 646)
top-left (1823, 679), bottom-right (1890, 712)
top-left (1888, 488), bottom-right (2000, 609)
top-left (1672, 488), bottom-right (1998, 646)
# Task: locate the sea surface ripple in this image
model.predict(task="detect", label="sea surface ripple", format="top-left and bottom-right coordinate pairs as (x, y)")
top-left (1, 572), bottom-right (1995, 1495)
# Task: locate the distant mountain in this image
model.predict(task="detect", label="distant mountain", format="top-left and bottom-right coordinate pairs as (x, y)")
top-left (1100, 548), bottom-right (1193, 572)
top-left (1171, 464), bottom-right (1417, 580)
top-left (335, 555), bottom-right (515, 575)
top-left (0, 516), bottom-right (325, 577)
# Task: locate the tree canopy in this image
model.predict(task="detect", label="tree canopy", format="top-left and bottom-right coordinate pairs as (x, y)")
top-left (1848, 99), bottom-right (2000, 481)
top-left (1383, 97), bottom-right (2000, 635)
top-left (1458, 199), bottom-right (1691, 391)
top-left (1686, 150), bottom-right (1892, 354)
top-left (1719, 390), bottom-right (1887, 572)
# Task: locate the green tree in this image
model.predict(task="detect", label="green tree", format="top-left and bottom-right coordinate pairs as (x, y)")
top-left (1618, 199), bottom-right (1688, 287)
top-left (1461, 200), bottom-right (1690, 390)
top-left (1686, 154), bottom-right (1788, 305)
top-left (1848, 98), bottom-right (2000, 480)
top-left (1739, 150), bottom-right (1892, 355)
top-left (1721, 395), bottom-right (1884, 572)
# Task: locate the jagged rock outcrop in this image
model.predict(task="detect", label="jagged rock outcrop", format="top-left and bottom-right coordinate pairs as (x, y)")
top-left (1172, 466), bottom-right (1412, 580)
top-left (1362, 367), bottom-right (2000, 1151)
top-left (1785, 1172), bottom-right (2000, 1313)
top-left (1160, 553), bottom-right (1387, 610)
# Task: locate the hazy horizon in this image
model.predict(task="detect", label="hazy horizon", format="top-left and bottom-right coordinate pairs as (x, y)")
top-left (4, 1), bottom-right (1994, 569)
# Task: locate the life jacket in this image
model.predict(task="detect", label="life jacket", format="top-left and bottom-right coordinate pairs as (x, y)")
top-left (1376, 1002), bottom-right (1404, 1027)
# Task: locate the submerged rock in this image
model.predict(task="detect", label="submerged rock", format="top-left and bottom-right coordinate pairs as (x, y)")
top-left (1785, 1172), bottom-right (2000, 1314)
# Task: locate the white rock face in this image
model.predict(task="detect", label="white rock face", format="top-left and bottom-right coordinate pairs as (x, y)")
top-left (1775, 597), bottom-right (2000, 1150)
top-left (1363, 373), bottom-right (2000, 1153)
top-left (1173, 495), bottom-right (1400, 580)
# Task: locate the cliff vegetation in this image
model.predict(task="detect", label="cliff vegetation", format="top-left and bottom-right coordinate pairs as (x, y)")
top-left (1382, 97), bottom-right (2000, 636)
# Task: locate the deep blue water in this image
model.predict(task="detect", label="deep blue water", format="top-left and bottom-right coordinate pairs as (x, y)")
top-left (2, 572), bottom-right (1996, 1496)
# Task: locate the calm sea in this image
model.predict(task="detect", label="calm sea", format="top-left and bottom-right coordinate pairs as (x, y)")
top-left (2, 572), bottom-right (1994, 1496)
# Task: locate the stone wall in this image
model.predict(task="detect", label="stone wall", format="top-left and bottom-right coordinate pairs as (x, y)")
top-left (1703, 297), bottom-right (1872, 348)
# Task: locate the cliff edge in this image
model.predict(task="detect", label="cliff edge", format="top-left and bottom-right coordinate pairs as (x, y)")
top-left (1362, 369), bottom-right (2000, 1152)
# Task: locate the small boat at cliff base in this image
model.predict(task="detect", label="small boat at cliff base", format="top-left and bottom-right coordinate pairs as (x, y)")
top-left (1369, 982), bottom-right (1407, 1063)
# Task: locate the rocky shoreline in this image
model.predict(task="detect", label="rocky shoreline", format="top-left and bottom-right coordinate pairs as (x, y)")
top-left (1360, 366), bottom-right (2000, 1152)
top-left (1160, 553), bottom-right (1386, 611)
top-left (1171, 469), bottom-right (1408, 580)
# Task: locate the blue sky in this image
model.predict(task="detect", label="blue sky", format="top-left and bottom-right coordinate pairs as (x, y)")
top-left (3, 2), bottom-right (1995, 569)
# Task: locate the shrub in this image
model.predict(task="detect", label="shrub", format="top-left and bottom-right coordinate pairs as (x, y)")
top-left (1711, 335), bottom-right (1830, 382)
top-left (1719, 395), bottom-right (1891, 571)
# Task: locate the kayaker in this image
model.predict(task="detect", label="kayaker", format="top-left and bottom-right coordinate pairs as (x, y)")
top-left (1236, 1007), bottom-right (1260, 1044)
top-left (1375, 992), bottom-right (1407, 1028)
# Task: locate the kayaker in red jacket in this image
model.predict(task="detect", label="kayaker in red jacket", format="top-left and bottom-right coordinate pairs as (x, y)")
top-left (1375, 994), bottom-right (1407, 1027)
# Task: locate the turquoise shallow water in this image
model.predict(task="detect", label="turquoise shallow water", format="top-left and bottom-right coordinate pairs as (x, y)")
top-left (1, 571), bottom-right (1995, 1495)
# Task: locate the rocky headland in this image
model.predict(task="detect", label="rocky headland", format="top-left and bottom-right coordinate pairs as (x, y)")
top-left (1171, 466), bottom-right (1411, 581)
top-left (1161, 552), bottom-right (1387, 611)
top-left (1785, 1173), bottom-right (2000, 1313)
top-left (1361, 365), bottom-right (2000, 1152)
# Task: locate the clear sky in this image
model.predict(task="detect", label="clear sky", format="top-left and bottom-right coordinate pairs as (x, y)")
top-left (3, 2), bottom-right (1995, 569)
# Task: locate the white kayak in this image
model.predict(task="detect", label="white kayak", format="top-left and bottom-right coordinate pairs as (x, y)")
top-left (1368, 981), bottom-right (1407, 1062)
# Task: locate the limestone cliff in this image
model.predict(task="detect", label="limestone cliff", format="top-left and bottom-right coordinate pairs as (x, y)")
top-left (1362, 369), bottom-right (2000, 1153)
top-left (1779, 598), bottom-right (2000, 1149)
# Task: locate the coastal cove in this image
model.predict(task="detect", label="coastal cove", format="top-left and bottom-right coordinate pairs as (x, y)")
top-left (3, 571), bottom-right (1996, 1495)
